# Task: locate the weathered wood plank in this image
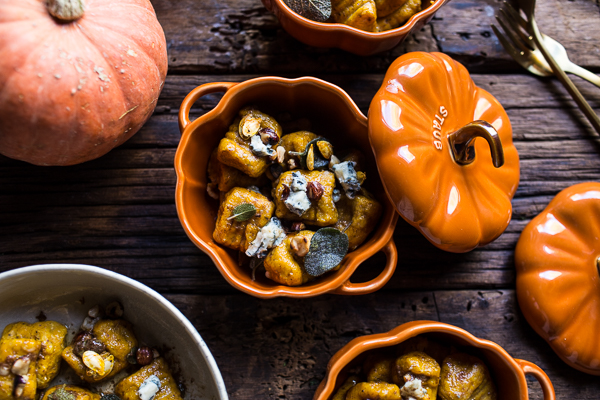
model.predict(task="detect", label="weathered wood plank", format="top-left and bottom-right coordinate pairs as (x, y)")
top-left (2, 69), bottom-right (600, 291)
top-left (156, 74), bottom-right (600, 113)
top-left (151, 0), bottom-right (600, 73)
top-left (165, 290), bottom-right (600, 400)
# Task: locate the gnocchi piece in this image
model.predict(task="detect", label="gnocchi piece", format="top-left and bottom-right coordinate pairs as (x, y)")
top-left (1, 321), bottom-right (67, 389)
top-left (374, 0), bottom-right (409, 17)
top-left (41, 385), bottom-right (101, 400)
top-left (208, 149), bottom-right (268, 193)
top-left (332, 375), bottom-right (360, 400)
top-left (363, 354), bottom-right (394, 382)
top-left (278, 130), bottom-right (318, 169)
top-left (438, 353), bottom-right (497, 400)
top-left (216, 109), bottom-right (282, 178)
top-left (375, 0), bottom-right (421, 31)
top-left (273, 170), bottom-right (338, 226)
top-left (264, 230), bottom-right (315, 286)
top-left (331, 0), bottom-right (378, 32)
top-left (0, 339), bottom-right (41, 400)
top-left (392, 351), bottom-right (440, 400)
top-left (62, 319), bottom-right (137, 383)
top-left (345, 381), bottom-right (402, 400)
top-left (115, 358), bottom-right (183, 400)
top-left (334, 189), bottom-right (382, 250)
top-left (213, 188), bottom-right (275, 252)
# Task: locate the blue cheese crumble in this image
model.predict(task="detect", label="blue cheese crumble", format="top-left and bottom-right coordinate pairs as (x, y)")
top-left (332, 188), bottom-right (342, 203)
top-left (401, 378), bottom-right (427, 400)
top-left (138, 375), bottom-right (161, 400)
top-left (250, 134), bottom-right (275, 157)
top-left (331, 161), bottom-right (361, 199)
top-left (284, 172), bottom-right (311, 216)
top-left (290, 171), bottom-right (307, 191)
top-left (246, 217), bottom-right (286, 258)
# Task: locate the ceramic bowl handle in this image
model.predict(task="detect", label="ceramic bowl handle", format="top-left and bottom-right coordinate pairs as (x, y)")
top-left (332, 239), bottom-right (397, 295)
top-left (516, 359), bottom-right (556, 400)
top-left (178, 82), bottom-right (237, 133)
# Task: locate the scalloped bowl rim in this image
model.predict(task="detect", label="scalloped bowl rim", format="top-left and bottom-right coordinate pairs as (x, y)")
top-left (316, 320), bottom-right (528, 399)
top-left (174, 76), bottom-right (398, 298)
top-left (271, 0), bottom-right (448, 37)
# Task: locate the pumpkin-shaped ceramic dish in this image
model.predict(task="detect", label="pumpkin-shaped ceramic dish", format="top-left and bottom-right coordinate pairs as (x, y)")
top-left (368, 52), bottom-right (520, 253)
top-left (314, 321), bottom-right (555, 400)
top-left (175, 77), bottom-right (398, 298)
top-left (261, 0), bottom-right (449, 56)
top-left (515, 182), bottom-right (600, 375)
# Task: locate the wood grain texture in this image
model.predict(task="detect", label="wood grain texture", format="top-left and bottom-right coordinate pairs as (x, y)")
top-left (1, 74), bottom-right (599, 293)
top-left (2, 1), bottom-right (600, 398)
top-left (166, 290), bottom-right (600, 399)
top-left (152, 0), bottom-right (600, 73)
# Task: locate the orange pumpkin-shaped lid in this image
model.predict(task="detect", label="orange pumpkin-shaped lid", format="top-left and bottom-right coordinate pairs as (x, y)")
top-left (368, 52), bottom-right (520, 253)
top-left (515, 182), bottom-right (600, 375)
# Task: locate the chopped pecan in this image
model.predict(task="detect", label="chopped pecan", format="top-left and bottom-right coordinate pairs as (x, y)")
top-left (259, 128), bottom-right (279, 145)
top-left (290, 235), bottom-right (310, 257)
top-left (136, 346), bottom-right (154, 366)
top-left (281, 184), bottom-right (291, 201)
top-left (306, 181), bottom-right (324, 202)
top-left (290, 222), bottom-right (305, 232)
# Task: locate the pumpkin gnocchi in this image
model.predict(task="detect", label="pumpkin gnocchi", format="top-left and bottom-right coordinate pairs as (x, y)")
top-left (209, 107), bottom-right (382, 286)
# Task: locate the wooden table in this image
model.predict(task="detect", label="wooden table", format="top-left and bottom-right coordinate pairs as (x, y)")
top-left (2, 0), bottom-right (600, 398)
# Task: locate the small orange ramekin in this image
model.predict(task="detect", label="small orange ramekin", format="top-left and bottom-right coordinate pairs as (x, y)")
top-left (261, 0), bottom-right (449, 56)
top-left (314, 321), bottom-right (555, 400)
top-left (175, 77), bottom-right (398, 298)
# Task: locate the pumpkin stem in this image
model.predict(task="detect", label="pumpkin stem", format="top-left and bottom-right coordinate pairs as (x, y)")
top-left (46, 0), bottom-right (85, 22)
top-left (447, 120), bottom-right (505, 168)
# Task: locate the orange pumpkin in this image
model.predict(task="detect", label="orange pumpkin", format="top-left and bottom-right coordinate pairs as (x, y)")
top-left (368, 52), bottom-right (520, 253)
top-left (0, 0), bottom-right (167, 166)
top-left (515, 182), bottom-right (600, 375)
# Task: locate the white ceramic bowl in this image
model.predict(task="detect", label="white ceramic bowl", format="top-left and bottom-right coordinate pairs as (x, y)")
top-left (0, 264), bottom-right (228, 400)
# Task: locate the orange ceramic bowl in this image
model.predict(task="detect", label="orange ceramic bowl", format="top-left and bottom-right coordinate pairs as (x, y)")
top-left (261, 0), bottom-right (449, 56)
top-left (314, 321), bottom-right (555, 400)
top-left (175, 77), bottom-right (398, 298)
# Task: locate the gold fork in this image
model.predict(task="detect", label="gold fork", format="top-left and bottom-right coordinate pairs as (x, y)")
top-left (492, 2), bottom-right (600, 88)
top-left (492, 0), bottom-right (600, 134)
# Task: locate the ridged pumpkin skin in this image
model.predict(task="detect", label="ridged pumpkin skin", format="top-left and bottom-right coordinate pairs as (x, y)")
top-left (0, 0), bottom-right (167, 165)
top-left (515, 182), bottom-right (600, 375)
top-left (368, 52), bottom-right (520, 253)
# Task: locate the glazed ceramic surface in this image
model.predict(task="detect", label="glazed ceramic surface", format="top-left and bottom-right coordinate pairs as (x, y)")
top-left (0, 264), bottom-right (228, 400)
top-left (368, 52), bottom-right (520, 253)
top-left (313, 321), bottom-right (555, 400)
top-left (515, 182), bottom-right (600, 375)
top-left (261, 0), bottom-right (449, 56)
top-left (175, 77), bottom-right (398, 298)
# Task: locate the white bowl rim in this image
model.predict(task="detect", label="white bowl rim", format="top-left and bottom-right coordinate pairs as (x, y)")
top-left (0, 263), bottom-right (229, 400)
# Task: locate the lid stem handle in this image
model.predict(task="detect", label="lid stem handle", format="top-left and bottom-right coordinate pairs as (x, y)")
top-left (448, 120), bottom-right (504, 168)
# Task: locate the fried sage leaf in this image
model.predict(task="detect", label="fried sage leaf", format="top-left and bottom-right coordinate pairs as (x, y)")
top-left (289, 137), bottom-right (332, 170)
top-left (228, 203), bottom-right (257, 222)
top-left (304, 227), bottom-right (349, 277)
top-left (284, 0), bottom-right (332, 22)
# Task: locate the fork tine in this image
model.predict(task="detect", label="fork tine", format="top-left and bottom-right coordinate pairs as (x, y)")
top-left (498, 8), bottom-right (533, 50)
top-left (502, 1), bottom-right (529, 29)
top-left (495, 15), bottom-right (531, 53)
top-left (491, 24), bottom-right (527, 63)
top-left (491, 23), bottom-right (547, 75)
